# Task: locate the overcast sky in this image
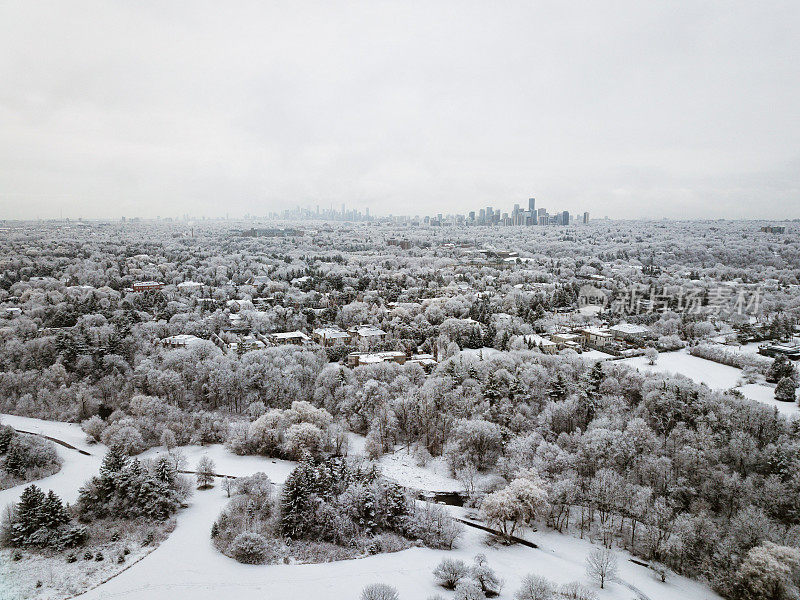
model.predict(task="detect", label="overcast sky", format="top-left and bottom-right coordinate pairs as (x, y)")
top-left (1, 1), bottom-right (798, 220)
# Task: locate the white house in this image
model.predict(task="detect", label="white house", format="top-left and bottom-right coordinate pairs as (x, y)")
top-left (609, 323), bottom-right (651, 343)
top-left (348, 325), bottom-right (387, 344)
top-left (313, 326), bottom-right (352, 347)
top-left (270, 331), bottom-right (311, 346)
top-left (162, 334), bottom-right (205, 348)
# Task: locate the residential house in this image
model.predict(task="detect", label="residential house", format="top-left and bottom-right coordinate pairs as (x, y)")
top-left (609, 323), bottom-right (651, 343)
top-left (347, 351), bottom-right (407, 367)
top-left (313, 326), bottom-right (352, 347)
top-left (270, 331), bottom-right (311, 346)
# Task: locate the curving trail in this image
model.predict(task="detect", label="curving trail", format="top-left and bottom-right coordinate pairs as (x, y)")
top-left (3, 414), bottom-right (720, 600)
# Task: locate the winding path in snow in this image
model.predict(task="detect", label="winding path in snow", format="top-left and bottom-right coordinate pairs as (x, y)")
top-left (4, 415), bottom-right (718, 600)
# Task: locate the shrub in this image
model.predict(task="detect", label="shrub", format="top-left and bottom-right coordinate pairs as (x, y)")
top-left (690, 345), bottom-right (770, 373)
top-left (558, 582), bottom-right (596, 600)
top-left (81, 416), bottom-right (105, 443)
top-left (406, 503), bottom-right (463, 549)
top-left (230, 532), bottom-right (269, 564)
top-left (515, 574), bottom-right (554, 600)
top-left (361, 583), bottom-right (400, 600)
top-left (433, 558), bottom-right (469, 589)
top-left (0, 425), bottom-right (15, 453)
top-left (471, 554), bottom-right (503, 596)
top-left (454, 581), bottom-right (485, 600)
top-left (100, 422), bottom-right (146, 455)
top-left (1, 434), bottom-right (61, 480)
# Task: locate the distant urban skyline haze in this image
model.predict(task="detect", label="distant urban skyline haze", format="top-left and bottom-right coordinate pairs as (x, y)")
top-left (0, 1), bottom-right (798, 220)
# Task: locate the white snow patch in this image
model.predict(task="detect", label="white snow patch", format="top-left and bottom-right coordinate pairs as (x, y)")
top-left (620, 351), bottom-right (798, 415)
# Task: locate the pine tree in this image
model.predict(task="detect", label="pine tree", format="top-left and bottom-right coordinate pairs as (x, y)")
top-left (100, 445), bottom-right (128, 476)
top-left (0, 424), bottom-right (15, 453)
top-left (11, 485), bottom-right (46, 546)
top-left (153, 456), bottom-right (177, 486)
top-left (39, 490), bottom-right (71, 530)
top-left (483, 372), bottom-right (502, 404)
top-left (3, 442), bottom-right (26, 477)
top-left (280, 456), bottom-right (315, 538)
top-left (588, 361), bottom-right (605, 400)
top-left (775, 377), bottom-right (798, 403)
top-left (549, 373), bottom-right (568, 401)
top-left (767, 355), bottom-right (796, 384)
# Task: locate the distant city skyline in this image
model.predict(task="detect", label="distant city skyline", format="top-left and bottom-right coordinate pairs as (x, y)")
top-left (1, 3), bottom-right (799, 221)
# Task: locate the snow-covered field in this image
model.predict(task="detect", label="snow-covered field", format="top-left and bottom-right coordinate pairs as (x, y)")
top-left (378, 449), bottom-right (462, 493)
top-left (0, 414), bottom-right (724, 600)
top-left (0, 415), bottom-right (102, 507)
top-left (620, 350), bottom-right (798, 416)
top-left (139, 444), bottom-right (297, 483)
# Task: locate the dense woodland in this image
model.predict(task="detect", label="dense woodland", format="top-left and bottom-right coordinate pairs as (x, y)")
top-left (1, 220), bottom-right (799, 599)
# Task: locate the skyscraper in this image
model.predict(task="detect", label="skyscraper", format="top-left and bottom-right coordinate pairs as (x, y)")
top-left (562, 211), bottom-right (570, 225)
top-left (528, 197), bottom-right (535, 212)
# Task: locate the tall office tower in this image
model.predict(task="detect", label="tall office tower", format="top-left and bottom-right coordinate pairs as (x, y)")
top-left (562, 211), bottom-right (570, 225)
top-left (486, 207), bottom-right (493, 221)
top-left (528, 197), bottom-right (535, 213)
top-left (469, 211), bottom-right (476, 221)
top-left (479, 208), bottom-right (486, 222)
top-left (583, 212), bottom-right (589, 224)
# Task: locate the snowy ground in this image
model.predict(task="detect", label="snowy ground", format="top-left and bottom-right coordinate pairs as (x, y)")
top-left (580, 349), bottom-right (615, 362)
top-left (0, 415), bottom-right (102, 507)
top-left (0, 414), bottom-right (724, 600)
top-left (1, 537), bottom-right (155, 600)
top-left (619, 350), bottom-right (798, 416)
top-left (348, 434), bottom-right (463, 493)
top-left (139, 444), bottom-right (297, 483)
top-left (378, 449), bottom-right (463, 493)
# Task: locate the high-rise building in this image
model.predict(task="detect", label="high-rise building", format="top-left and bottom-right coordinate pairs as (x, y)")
top-left (583, 212), bottom-right (589, 224)
top-left (562, 211), bottom-right (570, 225)
top-left (528, 197), bottom-right (535, 213)
top-left (469, 211), bottom-right (475, 221)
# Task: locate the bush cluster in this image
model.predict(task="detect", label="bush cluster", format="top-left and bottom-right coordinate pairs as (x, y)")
top-left (76, 446), bottom-right (190, 521)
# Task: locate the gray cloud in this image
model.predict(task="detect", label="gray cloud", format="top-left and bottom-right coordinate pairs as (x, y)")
top-left (0, 1), bottom-right (798, 219)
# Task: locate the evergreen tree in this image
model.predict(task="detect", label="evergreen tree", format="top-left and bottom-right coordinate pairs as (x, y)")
top-left (767, 355), bottom-right (795, 384)
top-left (775, 377), bottom-right (798, 403)
top-left (153, 455), bottom-right (177, 486)
top-left (280, 455), bottom-right (316, 538)
top-left (11, 485), bottom-right (46, 546)
top-left (483, 372), bottom-right (502, 404)
top-left (549, 373), bottom-right (568, 401)
top-left (0, 424), bottom-right (15, 453)
top-left (587, 361), bottom-right (605, 401)
top-left (3, 441), bottom-right (26, 477)
top-left (39, 490), bottom-right (71, 530)
top-left (100, 445), bottom-right (128, 475)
